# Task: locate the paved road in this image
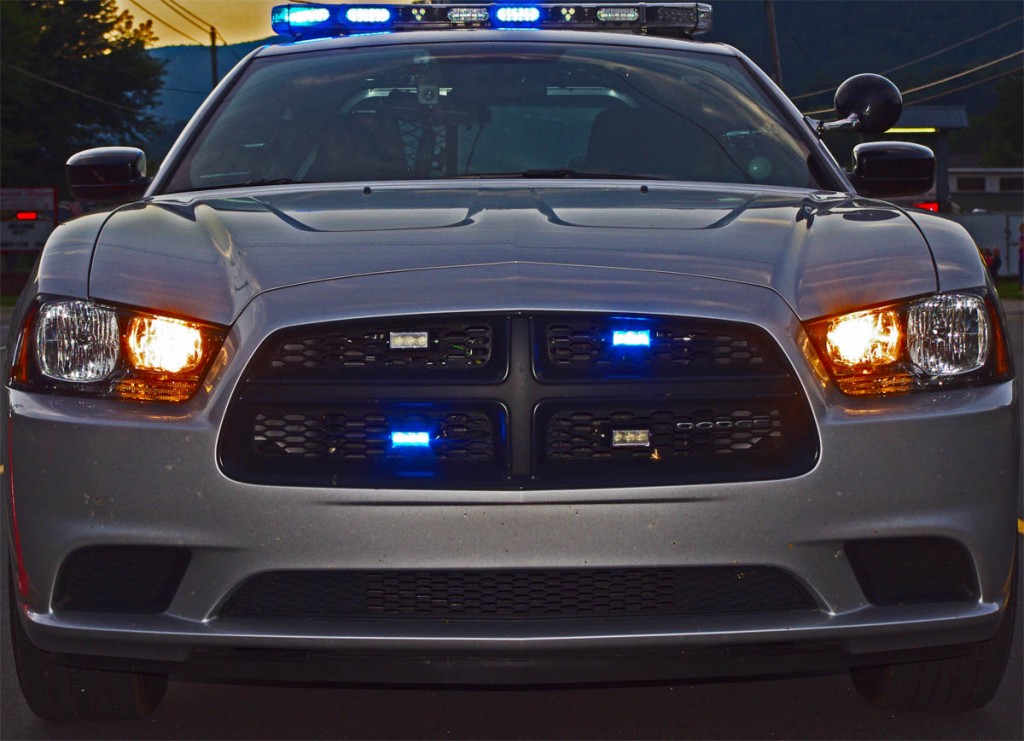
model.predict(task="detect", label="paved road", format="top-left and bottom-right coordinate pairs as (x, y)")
top-left (1, 304), bottom-right (1022, 740)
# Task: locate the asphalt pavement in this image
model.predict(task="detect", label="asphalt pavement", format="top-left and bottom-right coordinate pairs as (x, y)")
top-left (1, 303), bottom-right (1022, 740)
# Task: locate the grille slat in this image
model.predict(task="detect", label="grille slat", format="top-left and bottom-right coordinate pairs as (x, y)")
top-left (221, 567), bottom-right (817, 620)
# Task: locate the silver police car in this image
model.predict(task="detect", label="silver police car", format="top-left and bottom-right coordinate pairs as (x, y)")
top-left (4, 2), bottom-right (1018, 721)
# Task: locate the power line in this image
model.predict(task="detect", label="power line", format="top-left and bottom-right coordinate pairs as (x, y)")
top-left (164, 0), bottom-right (210, 30)
top-left (159, 0), bottom-right (243, 62)
top-left (126, 0), bottom-right (205, 45)
top-left (163, 0), bottom-right (235, 48)
top-left (790, 15), bottom-right (1023, 102)
top-left (882, 15), bottom-right (1022, 75)
top-left (158, 0), bottom-right (208, 33)
top-left (901, 49), bottom-right (1022, 94)
top-left (0, 59), bottom-right (185, 122)
top-left (801, 50), bottom-right (1024, 116)
top-left (905, 66), bottom-right (1021, 106)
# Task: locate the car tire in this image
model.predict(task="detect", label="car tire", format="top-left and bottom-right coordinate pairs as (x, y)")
top-left (7, 568), bottom-right (168, 722)
top-left (850, 552), bottom-right (1018, 712)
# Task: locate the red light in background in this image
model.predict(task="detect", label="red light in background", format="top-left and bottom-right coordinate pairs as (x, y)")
top-left (912, 202), bottom-right (940, 212)
top-left (15, 211), bottom-right (38, 221)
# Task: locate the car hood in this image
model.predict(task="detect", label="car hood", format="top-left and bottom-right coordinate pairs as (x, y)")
top-left (89, 183), bottom-right (936, 326)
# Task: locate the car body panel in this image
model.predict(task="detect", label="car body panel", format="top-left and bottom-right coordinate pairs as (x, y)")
top-left (88, 185), bottom-right (936, 325)
top-left (7, 268), bottom-right (1018, 666)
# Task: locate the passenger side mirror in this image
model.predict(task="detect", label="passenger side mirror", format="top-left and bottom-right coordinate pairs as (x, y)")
top-left (66, 147), bottom-right (151, 204)
top-left (849, 141), bottom-right (935, 198)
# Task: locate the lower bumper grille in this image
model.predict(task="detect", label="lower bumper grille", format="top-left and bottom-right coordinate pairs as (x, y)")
top-left (845, 538), bottom-right (979, 605)
top-left (54, 547), bottom-right (190, 613)
top-left (220, 567), bottom-right (818, 620)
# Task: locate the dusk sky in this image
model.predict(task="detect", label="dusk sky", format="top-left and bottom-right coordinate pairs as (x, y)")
top-left (117, 0), bottom-right (400, 47)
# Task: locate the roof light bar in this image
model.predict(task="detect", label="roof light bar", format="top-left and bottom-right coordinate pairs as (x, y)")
top-left (271, 3), bottom-right (712, 39)
top-left (495, 6), bottom-right (542, 23)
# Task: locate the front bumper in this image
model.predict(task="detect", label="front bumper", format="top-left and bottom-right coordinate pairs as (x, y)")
top-left (5, 267), bottom-right (1019, 681)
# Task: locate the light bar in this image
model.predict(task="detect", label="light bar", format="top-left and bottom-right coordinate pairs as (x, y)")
top-left (271, 3), bottom-right (712, 38)
top-left (612, 329), bottom-right (651, 347)
top-left (597, 7), bottom-right (640, 21)
top-left (495, 6), bottom-right (542, 23)
top-left (611, 429), bottom-right (651, 448)
top-left (448, 7), bottom-right (489, 22)
top-left (390, 331), bottom-right (430, 349)
top-left (345, 6), bottom-right (392, 23)
top-left (391, 431), bottom-right (431, 447)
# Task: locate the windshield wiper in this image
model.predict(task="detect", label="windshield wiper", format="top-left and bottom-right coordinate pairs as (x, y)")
top-left (458, 169), bottom-right (665, 180)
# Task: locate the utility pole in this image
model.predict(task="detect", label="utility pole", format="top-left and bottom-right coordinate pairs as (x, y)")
top-left (764, 1), bottom-right (783, 90)
top-left (210, 26), bottom-right (218, 90)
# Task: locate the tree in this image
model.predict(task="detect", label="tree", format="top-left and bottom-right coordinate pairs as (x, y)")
top-left (0, 0), bottom-right (166, 191)
top-left (982, 74), bottom-right (1022, 167)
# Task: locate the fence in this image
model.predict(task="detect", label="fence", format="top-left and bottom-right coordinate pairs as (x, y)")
top-left (947, 213), bottom-right (1023, 279)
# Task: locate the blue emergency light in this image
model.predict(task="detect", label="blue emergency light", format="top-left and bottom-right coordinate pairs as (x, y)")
top-left (391, 431), bottom-right (432, 447)
top-left (271, 2), bottom-right (712, 39)
top-left (612, 329), bottom-right (651, 347)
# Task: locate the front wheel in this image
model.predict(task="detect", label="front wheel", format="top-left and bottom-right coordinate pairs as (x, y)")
top-left (8, 569), bottom-right (168, 722)
top-left (851, 553), bottom-right (1018, 712)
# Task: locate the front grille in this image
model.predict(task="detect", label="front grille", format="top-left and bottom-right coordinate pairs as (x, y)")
top-left (247, 315), bottom-right (507, 383)
top-left (254, 409), bottom-right (495, 461)
top-left (220, 567), bottom-right (817, 620)
top-left (220, 313), bottom-right (818, 489)
top-left (537, 315), bottom-right (768, 380)
top-left (53, 547), bottom-right (190, 613)
top-left (225, 402), bottom-right (507, 487)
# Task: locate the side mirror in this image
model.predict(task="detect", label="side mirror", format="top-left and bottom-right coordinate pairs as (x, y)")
top-left (849, 141), bottom-right (935, 198)
top-left (66, 147), bottom-right (151, 204)
top-left (815, 74), bottom-right (903, 136)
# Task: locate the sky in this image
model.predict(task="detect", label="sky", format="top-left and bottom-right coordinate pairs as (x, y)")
top-left (117, 0), bottom-right (400, 47)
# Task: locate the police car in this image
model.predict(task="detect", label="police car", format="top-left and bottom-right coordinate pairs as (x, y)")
top-left (4, 2), bottom-right (1018, 721)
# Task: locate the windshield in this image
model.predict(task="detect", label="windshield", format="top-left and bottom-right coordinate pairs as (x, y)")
top-left (163, 41), bottom-right (826, 192)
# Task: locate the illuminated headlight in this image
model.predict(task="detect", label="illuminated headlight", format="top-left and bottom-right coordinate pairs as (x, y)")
top-left (12, 298), bottom-right (226, 403)
top-left (127, 316), bottom-right (206, 373)
top-left (824, 308), bottom-right (901, 368)
top-left (806, 290), bottom-right (1010, 396)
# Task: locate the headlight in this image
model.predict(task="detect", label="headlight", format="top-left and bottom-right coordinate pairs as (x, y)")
top-left (806, 290), bottom-right (1011, 396)
top-left (10, 297), bottom-right (226, 403)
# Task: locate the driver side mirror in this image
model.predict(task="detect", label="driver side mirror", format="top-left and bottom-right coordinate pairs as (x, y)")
top-left (66, 147), bottom-right (151, 204)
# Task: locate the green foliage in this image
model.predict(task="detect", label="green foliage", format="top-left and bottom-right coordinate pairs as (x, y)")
top-left (0, 0), bottom-right (165, 192)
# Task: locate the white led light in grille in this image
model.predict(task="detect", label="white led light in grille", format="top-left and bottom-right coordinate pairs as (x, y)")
top-left (389, 331), bottom-right (430, 350)
top-left (611, 429), bottom-right (651, 448)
